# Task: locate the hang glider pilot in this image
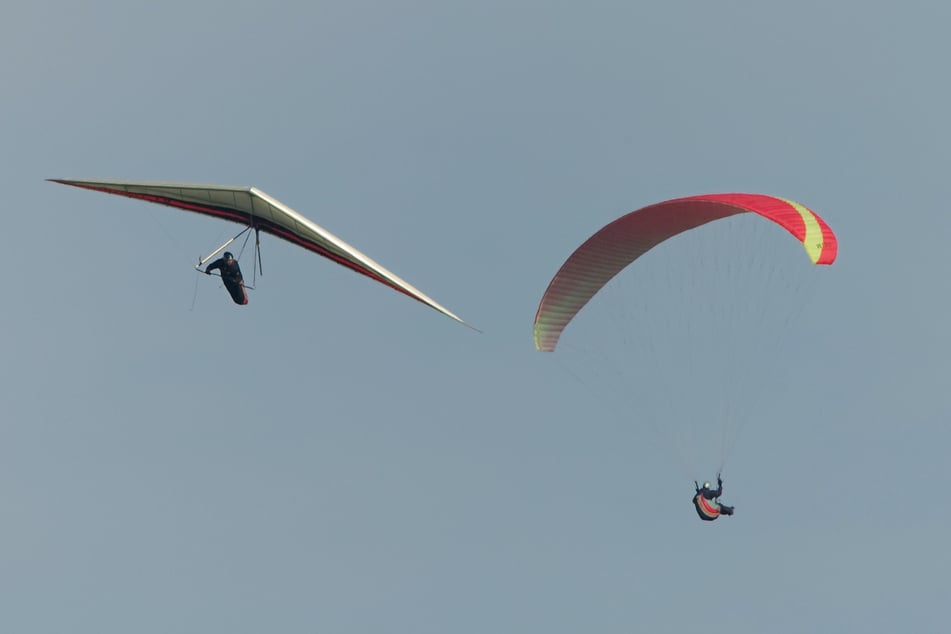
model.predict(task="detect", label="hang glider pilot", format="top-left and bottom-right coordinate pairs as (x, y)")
top-left (693, 474), bottom-right (734, 521)
top-left (205, 251), bottom-right (248, 305)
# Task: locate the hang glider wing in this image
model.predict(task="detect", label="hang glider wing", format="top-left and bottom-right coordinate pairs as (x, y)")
top-left (50, 178), bottom-right (474, 329)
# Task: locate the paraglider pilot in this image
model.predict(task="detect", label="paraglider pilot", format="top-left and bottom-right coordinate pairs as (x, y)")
top-left (693, 474), bottom-right (734, 521)
top-left (205, 251), bottom-right (248, 305)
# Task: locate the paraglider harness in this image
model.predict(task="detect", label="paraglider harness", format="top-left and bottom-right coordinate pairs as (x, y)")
top-left (693, 475), bottom-right (730, 521)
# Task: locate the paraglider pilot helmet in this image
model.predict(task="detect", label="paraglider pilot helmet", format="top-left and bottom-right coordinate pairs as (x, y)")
top-left (223, 251), bottom-right (234, 261)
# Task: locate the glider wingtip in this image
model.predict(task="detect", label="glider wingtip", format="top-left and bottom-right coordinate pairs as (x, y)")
top-left (532, 327), bottom-right (556, 352)
top-left (448, 313), bottom-right (481, 333)
top-left (48, 178), bottom-right (84, 188)
top-left (463, 321), bottom-right (483, 334)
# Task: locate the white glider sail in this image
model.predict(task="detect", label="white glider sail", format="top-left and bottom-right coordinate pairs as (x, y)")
top-left (50, 178), bottom-right (474, 328)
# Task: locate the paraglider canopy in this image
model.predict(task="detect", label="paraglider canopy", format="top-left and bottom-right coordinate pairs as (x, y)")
top-left (530, 192), bottom-right (839, 479)
top-left (533, 193), bottom-right (837, 352)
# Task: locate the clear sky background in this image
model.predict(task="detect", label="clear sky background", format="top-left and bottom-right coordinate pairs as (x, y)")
top-left (3, 1), bottom-right (949, 632)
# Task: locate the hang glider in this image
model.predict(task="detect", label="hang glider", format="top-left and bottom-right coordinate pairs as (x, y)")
top-left (50, 178), bottom-right (475, 329)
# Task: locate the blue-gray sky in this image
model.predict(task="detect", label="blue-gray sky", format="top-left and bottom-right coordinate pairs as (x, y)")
top-left (3, 1), bottom-right (949, 632)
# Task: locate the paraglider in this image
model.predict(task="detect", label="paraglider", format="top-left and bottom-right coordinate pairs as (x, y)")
top-left (49, 178), bottom-right (474, 327)
top-left (532, 193), bottom-right (838, 521)
top-left (693, 475), bottom-right (734, 521)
